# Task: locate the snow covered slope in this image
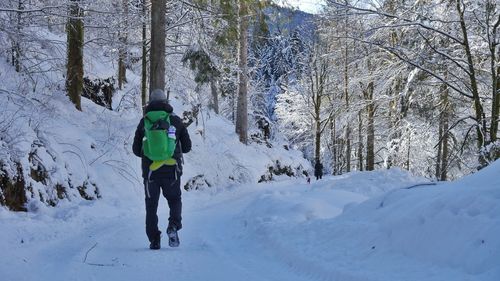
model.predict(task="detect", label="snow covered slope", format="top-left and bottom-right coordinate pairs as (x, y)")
top-left (0, 43), bottom-right (311, 211)
top-left (246, 162), bottom-right (500, 281)
top-left (2, 163), bottom-right (498, 281)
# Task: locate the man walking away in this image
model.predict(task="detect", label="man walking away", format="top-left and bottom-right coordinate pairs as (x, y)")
top-left (314, 160), bottom-right (323, 180)
top-left (133, 89), bottom-right (192, 250)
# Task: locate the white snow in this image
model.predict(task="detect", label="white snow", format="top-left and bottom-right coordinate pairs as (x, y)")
top-left (1, 163), bottom-right (499, 281)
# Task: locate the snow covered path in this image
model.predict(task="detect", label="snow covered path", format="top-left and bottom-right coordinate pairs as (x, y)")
top-left (1, 177), bottom-right (366, 281)
top-left (2, 168), bottom-right (499, 281)
top-left (2, 181), bottom-right (332, 281)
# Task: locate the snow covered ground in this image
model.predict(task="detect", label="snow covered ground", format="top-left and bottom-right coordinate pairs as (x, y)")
top-left (1, 163), bottom-right (498, 281)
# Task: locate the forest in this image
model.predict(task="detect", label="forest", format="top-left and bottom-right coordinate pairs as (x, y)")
top-left (1, 1), bottom-right (499, 280)
top-left (0, 0), bottom-right (498, 194)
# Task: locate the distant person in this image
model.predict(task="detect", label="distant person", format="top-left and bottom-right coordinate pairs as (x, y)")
top-left (314, 160), bottom-right (323, 180)
top-left (133, 89), bottom-right (192, 250)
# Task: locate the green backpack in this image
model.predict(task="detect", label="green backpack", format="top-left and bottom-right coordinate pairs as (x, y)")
top-left (143, 111), bottom-right (177, 169)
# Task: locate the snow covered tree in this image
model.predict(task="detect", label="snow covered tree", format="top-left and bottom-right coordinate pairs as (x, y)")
top-left (182, 46), bottom-right (221, 113)
top-left (319, 0), bottom-right (500, 177)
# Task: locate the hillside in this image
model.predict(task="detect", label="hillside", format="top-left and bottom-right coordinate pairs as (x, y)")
top-left (0, 25), bottom-right (311, 212)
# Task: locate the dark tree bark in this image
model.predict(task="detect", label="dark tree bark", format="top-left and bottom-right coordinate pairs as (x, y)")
top-left (435, 114), bottom-right (443, 179)
top-left (210, 80), bottom-right (219, 114)
top-left (13, 0), bottom-right (23, 72)
top-left (364, 81), bottom-right (375, 171)
top-left (406, 129), bottom-right (411, 170)
top-left (357, 110), bottom-right (363, 171)
top-left (344, 46), bottom-right (351, 173)
top-left (141, 0), bottom-right (148, 111)
top-left (436, 81), bottom-right (450, 181)
top-left (486, 0), bottom-right (500, 160)
top-left (66, 0), bottom-right (84, 111)
top-left (440, 95), bottom-right (449, 181)
top-left (456, 1), bottom-right (486, 166)
top-left (331, 118), bottom-right (338, 175)
top-left (118, 0), bottom-right (128, 90)
top-left (343, 12), bottom-right (351, 172)
top-left (149, 0), bottom-right (166, 93)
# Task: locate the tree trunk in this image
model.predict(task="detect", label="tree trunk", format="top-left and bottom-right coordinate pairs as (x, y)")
top-left (66, 0), bottom-right (84, 111)
top-left (387, 76), bottom-right (403, 169)
top-left (365, 81), bottom-right (375, 171)
top-left (314, 99), bottom-right (321, 162)
top-left (457, 1), bottom-right (486, 166)
top-left (149, 0), bottom-right (166, 93)
top-left (435, 112), bottom-right (443, 179)
top-left (344, 38), bottom-right (351, 173)
top-left (13, 0), bottom-right (23, 72)
top-left (331, 118), bottom-right (338, 175)
top-left (357, 110), bottom-right (363, 171)
top-left (488, 3), bottom-right (499, 160)
top-left (406, 129), bottom-right (411, 170)
top-left (492, 51), bottom-right (500, 147)
top-left (340, 1), bottom-right (351, 173)
top-left (315, 116), bottom-right (321, 163)
top-left (210, 80), bottom-right (219, 114)
top-left (118, 0), bottom-right (128, 90)
top-left (235, 0), bottom-right (249, 144)
top-left (312, 49), bottom-right (324, 164)
top-left (493, 57), bottom-right (500, 161)
top-left (440, 82), bottom-right (450, 181)
top-left (141, 0), bottom-right (148, 112)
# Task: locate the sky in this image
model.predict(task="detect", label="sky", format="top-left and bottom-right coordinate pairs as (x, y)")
top-left (275, 0), bottom-right (326, 14)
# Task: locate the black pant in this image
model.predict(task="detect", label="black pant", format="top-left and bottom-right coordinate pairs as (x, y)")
top-left (144, 177), bottom-right (182, 242)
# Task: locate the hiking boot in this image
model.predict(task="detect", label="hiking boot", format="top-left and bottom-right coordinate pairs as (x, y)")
top-left (166, 226), bottom-right (179, 247)
top-left (149, 231), bottom-right (161, 250)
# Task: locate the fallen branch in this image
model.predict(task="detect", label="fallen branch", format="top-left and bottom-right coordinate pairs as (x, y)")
top-left (82, 242), bottom-right (98, 263)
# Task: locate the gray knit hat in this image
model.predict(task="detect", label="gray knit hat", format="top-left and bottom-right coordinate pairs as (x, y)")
top-left (150, 89), bottom-right (167, 102)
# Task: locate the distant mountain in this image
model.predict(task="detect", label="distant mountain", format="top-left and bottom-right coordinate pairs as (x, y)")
top-left (264, 4), bottom-right (317, 38)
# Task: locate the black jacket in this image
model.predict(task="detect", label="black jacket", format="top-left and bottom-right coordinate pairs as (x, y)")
top-left (132, 101), bottom-right (192, 179)
top-left (314, 162), bottom-right (323, 176)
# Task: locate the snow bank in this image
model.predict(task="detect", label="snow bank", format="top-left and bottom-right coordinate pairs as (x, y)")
top-left (181, 102), bottom-right (311, 191)
top-left (244, 162), bottom-right (500, 281)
